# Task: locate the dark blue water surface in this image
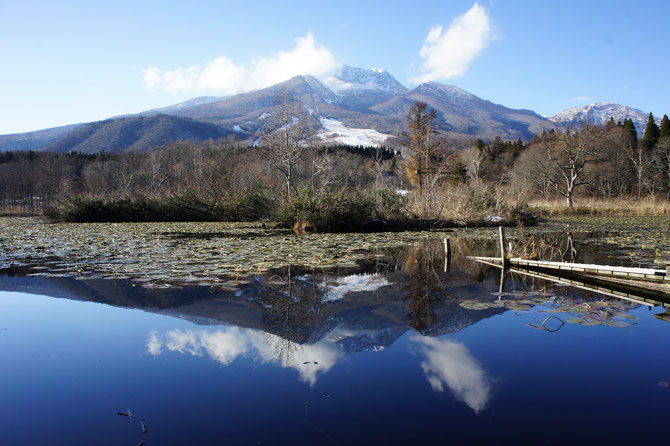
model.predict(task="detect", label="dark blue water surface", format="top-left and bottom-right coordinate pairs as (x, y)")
top-left (1, 241), bottom-right (669, 445)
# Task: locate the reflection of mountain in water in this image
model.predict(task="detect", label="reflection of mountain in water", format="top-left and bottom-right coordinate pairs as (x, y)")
top-left (0, 240), bottom-right (503, 349)
top-left (1, 233), bottom-right (641, 413)
top-left (0, 232), bottom-right (630, 353)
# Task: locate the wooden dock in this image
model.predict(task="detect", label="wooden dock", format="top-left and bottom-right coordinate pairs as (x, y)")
top-left (468, 227), bottom-right (670, 307)
top-left (470, 256), bottom-right (668, 282)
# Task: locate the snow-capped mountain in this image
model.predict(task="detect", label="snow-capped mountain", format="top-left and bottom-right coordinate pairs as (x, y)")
top-left (324, 65), bottom-right (407, 94)
top-left (549, 102), bottom-right (648, 132)
top-left (0, 66), bottom-right (562, 151)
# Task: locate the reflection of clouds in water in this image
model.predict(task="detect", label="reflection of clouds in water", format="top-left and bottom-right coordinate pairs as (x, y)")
top-left (163, 328), bottom-right (249, 365)
top-left (147, 331), bottom-right (162, 356)
top-left (147, 327), bottom-right (343, 386)
top-left (320, 273), bottom-right (391, 302)
top-left (411, 335), bottom-right (490, 414)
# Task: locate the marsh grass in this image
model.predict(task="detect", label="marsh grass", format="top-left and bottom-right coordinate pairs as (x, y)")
top-left (404, 185), bottom-right (534, 227)
top-left (275, 189), bottom-right (379, 232)
top-left (43, 192), bottom-right (276, 223)
top-left (530, 197), bottom-right (670, 216)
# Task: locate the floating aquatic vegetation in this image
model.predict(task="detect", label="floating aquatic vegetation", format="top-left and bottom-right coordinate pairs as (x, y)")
top-left (504, 302), bottom-right (532, 311)
top-left (0, 219), bottom-right (458, 288)
top-left (460, 287), bottom-right (640, 330)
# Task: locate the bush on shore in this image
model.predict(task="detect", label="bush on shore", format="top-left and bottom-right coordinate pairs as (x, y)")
top-left (43, 191), bottom-right (276, 223)
top-left (275, 188), bottom-right (380, 233)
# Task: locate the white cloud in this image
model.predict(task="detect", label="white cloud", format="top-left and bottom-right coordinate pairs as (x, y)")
top-left (411, 334), bottom-right (491, 414)
top-left (143, 33), bottom-right (340, 95)
top-left (410, 3), bottom-right (492, 85)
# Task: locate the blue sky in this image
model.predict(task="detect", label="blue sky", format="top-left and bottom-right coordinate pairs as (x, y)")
top-left (1, 0), bottom-right (669, 134)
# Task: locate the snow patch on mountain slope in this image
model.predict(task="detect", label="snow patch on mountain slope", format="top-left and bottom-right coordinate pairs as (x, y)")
top-left (416, 82), bottom-right (477, 104)
top-left (317, 118), bottom-right (392, 147)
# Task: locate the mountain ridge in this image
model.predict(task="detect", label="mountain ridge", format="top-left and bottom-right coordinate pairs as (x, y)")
top-left (0, 67), bottom-right (653, 152)
top-left (46, 114), bottom-right (229, 154)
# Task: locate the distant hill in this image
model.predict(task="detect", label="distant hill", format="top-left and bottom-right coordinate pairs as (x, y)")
top-left (0, 123), bottom-right (84, 151)
top-left (46, 114), bottom-right (229, 153)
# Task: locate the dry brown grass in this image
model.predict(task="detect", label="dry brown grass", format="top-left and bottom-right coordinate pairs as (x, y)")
top-left (0, 207), bottom-right (38, 217)
top-left (404, 184), bottom-right (529, 223)
top-left (529, 197), bottom-right (670, 216)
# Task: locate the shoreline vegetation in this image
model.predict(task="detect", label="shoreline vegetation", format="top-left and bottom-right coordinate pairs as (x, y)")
top-left (3, 100), bottom-right (669, 230)
top-left (529, 197), bottom-right (670, 216)
top-left (41, 188), bottom-right (538, 232)
top-left (36, 193), bottom-right (668, 231)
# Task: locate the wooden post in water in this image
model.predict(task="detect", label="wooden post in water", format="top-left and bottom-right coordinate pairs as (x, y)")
top-left (666, 264), bottom-right (670, 281)
top-left (444, 238), bottom-right (451, 273)
top-left (498, 226), bottom-right (508, 267)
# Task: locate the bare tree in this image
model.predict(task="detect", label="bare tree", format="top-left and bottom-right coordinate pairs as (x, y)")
top-left (261, 92), bottom-right (312, 201)
top-left (460, 145), bottom-right (485, 187)
top-left (537, 126), bottom-right (603, 207)
top-left (626, 140), bottom-right (653, 200)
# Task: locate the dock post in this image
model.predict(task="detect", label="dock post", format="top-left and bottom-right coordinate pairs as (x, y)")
top-left (498, 226), bottom-right (508, 267)
top-left (444, 238), bottom-right (451, 272)
top-left (666, 264), bottom-right (670, 281)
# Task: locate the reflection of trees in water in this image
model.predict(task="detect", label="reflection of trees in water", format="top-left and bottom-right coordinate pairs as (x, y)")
top-left (512, 231), bottom-right (571, 262)
top-left (246, 233), bottom-right (606, 355)
top-left (257, 264), bottom-right (327, 363)
top-left (401, 241), bottom-right (449, 331)
top-left (507, 230), bottom-right (631, 265)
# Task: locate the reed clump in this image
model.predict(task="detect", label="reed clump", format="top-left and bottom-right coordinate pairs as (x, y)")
top-left (529, 197), bottom-right (670, 216)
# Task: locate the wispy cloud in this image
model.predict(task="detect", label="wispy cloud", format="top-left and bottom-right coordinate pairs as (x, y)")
top-left (410, 3), bottom-right (492, 85)
top-left (144, 32), bottom-right (340, 94)
top-left (566, 96), bottom-right (595, 102)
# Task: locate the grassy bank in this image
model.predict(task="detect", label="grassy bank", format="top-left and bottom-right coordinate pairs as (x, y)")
top-left (43, 187), bottom-right (537, 231)
top-left (529, 197), bottom-right (670, 216)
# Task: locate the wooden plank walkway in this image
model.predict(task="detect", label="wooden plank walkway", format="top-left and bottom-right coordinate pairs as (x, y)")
top-left (469, 256), bottom-right (668, 283)
top-left (467, 227), bottom-right (670, 304)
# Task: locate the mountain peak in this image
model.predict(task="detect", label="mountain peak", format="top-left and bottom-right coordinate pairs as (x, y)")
top-left (325, 65), bottom-right (406, 94)
top-left (414, 82), bottom-right (478, 102)
top-left (550, 102), bottom-right (648, 131)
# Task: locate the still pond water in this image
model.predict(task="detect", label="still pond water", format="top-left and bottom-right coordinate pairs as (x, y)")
top-left (0, 217), bottom-right (668, 445)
